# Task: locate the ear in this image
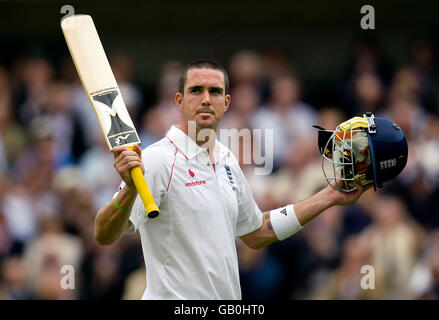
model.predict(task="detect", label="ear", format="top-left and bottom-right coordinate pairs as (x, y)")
top-left (175, 92), bottom-right (184, 111)
top-left (224, 94), bottom-right (231, 112)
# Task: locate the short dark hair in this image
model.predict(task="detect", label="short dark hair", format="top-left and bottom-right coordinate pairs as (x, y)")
top-left (178, 59), bottom-right (229, 94)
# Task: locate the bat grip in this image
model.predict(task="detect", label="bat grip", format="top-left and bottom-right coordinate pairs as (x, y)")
top-left (128, 146), bottom-right (160, 218)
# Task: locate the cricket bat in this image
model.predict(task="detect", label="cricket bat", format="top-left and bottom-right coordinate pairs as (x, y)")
top-left (61, 14), bottom-right (159, 218)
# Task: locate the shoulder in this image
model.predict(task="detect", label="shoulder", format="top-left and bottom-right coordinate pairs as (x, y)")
top-left (141, 136), bottom-right (173, 155)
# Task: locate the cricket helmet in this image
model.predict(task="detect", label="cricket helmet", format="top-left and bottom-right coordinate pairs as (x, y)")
top-left (315, 112), bottom-right (408, 192)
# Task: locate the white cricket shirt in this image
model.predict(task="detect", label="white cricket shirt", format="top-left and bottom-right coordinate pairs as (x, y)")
top-left (115, 125), bottom-right (263, 299)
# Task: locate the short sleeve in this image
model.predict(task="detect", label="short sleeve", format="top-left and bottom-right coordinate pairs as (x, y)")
top-left (112, 145), bottom-right (170, 234)
top-left (233, 162), bottom-right (263, 237)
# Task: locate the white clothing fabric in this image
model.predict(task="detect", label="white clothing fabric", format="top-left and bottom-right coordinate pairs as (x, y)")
top-left (115, 125), bottom-right (263, 299)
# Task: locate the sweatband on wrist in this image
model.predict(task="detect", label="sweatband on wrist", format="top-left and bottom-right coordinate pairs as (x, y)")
top-left (270, 204), bottom-right (302, 240)
top-left (113, 197), bottom-right (130, 214)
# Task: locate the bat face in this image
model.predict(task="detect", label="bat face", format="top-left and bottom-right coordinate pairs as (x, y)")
top-left (61, 14), bottom-right (140, 150)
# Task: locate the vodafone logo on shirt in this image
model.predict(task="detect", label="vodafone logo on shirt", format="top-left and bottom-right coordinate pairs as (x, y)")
top-left (185, 180), bottom-right (206, 187)
top-left (185, 168), bottom-right (206, 187)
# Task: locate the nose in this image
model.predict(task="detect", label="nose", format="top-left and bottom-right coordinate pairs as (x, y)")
top-left (201, 90), bottom-right (211, 106)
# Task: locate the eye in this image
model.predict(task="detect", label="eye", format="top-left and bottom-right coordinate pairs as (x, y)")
top-left (190, 87), bottom-right (201, 93)
top-left (210, 88), bottom-right (222, 95)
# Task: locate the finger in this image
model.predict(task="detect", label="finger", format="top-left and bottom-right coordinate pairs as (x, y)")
top-left (115, 154), bottom-right (143, 168)
top-left (119, 161), bottom-right (144, 173)
top-left (113, 149), bottom-right (140, 165)
top-left (111, 146), bottom-right (127, 157)
top-left (116, 155), bottom-right (143, 166)
top-left (112, 148), bottom-right (129, 161)
top-left (132, 144), bottom-right (142, 157)
top-left (112, 146), bottom-right (140, 160)
top-left (115, 158), bottom-right (144, 172)
top-left (116, 163), bottom-right (144, 176)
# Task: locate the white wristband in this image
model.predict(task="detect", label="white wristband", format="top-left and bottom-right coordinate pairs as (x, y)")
top-left (270, 204), bottom-right (302, 240)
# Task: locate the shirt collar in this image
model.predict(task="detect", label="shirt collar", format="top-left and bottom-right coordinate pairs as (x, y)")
top-left (166, 125), bottom-right (229, 163)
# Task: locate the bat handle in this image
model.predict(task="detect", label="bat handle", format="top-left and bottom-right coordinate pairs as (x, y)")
top-left (128, 146), bottom-right (160, 219)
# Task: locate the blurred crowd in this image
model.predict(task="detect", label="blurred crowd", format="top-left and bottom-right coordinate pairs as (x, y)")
top-left (0, 37), bottom-right (439, 300)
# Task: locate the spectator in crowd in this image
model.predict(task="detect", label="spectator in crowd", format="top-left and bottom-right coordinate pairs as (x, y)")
top-left (352, 71), bottom-right (385, 115)
top-left (251, 71), bottom-right (317, 171)
top-left (301, 205), bottom-right (345, 299)
top-left (219, 83), bottom-right (261, 132)
top-left (0, 255), bottom-right (33, 300)
top-left (407, 229), bottom-right (439, 299)
top-left (139, 60), bottom-right (183, 144)
top-left (78, 132), bottom-right (121, 211)
top-left (361, 195), bottom-right (425, 299)
top-left (138, 106), bottom-right (167, 148)
top-left (338, 37), bottom-right (393, 116)
top-left (22, 216), bottom-right (83, 299)
top-left (229, 50), bottom-right (265, 91)
top-left (45, 81), bottom-right (76, 167)
top-left (122, 265), bottom-right (146, 300)
top-left (310, 235), bottom-right (376, 299)
top-left (237, 237), bottom-right (285, 299)
top-left (15, 57), bottom-right (54, 126)
top-left (407, 39), bottom-right (437, 112)
top-left (110, 53), bottom-right (143, 124)
top-left (0, 67), bottom-right (27, 172)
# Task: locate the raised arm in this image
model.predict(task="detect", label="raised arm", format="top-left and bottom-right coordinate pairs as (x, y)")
top-left (94, 145), bottom-right (144, 245)
top-left (240, 183), bottom-right (371, 249)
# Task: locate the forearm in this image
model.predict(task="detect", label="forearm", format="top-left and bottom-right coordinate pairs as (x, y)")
top-left (94, 185), bottom-right (138, 245)
top-left (241, 185), bottom-right (339, 249)
top-left (240, 212), bottom-right (278, 249)
top-left (294, 185), bottom-right (337, 226)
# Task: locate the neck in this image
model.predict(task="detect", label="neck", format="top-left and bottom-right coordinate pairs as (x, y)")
top-left (179, 121), bottom-right (217, 149)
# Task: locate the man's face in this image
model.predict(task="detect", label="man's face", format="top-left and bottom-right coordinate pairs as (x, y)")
top-left (176, 68), bottom-right (231, 130)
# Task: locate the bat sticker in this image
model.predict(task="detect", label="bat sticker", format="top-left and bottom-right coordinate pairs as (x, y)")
top-left (92, 90), bottom-right (140, 147)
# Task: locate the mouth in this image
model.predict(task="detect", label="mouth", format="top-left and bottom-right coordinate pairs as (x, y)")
top-left (197, 110), bottom-right (214, 115)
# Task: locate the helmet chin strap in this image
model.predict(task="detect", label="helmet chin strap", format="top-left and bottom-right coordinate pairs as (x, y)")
top-left (364, 112), bottom-right (377, 134)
